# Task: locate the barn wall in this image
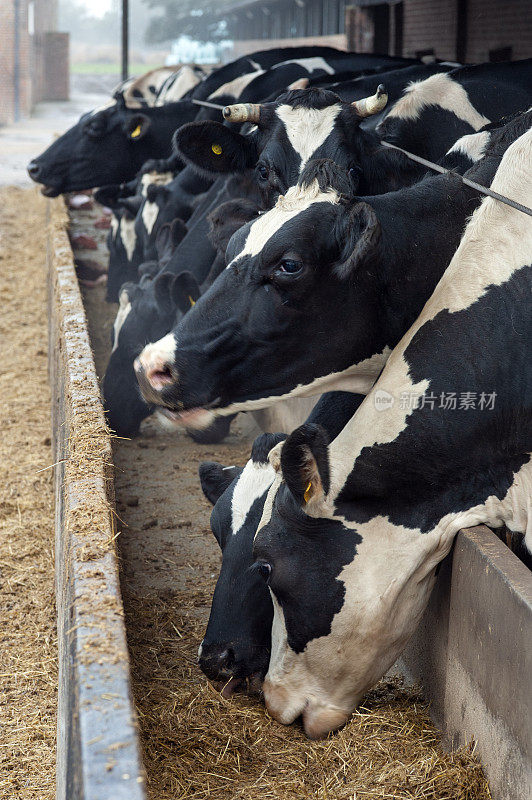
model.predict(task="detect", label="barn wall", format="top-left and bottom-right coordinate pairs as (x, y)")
top-left (0, 0), bottom-right (67, 126)
top-left (466, 0), bottom-right (532, 62)
top-left (0, 0), bottom-right (33, 125)
top-left (402, 0), bottom-right (457, 60)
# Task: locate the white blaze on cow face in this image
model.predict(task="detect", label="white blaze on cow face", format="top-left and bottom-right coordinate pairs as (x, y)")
top-left (140, 171), bottom-right (173, 197)
top-left (446, 129), bottom-right (490, 162)
top-left (112, 288), bottom-right (132, 353)
top-left (386, 73), bottom-right (490, 130)
top-left (110, 214), bottom-right (119, 240)
top-left (275, 103), bottom-right (342, 173)
top-left (137, 332), bottom-right (177, 378)
top-left (231, 460), bottom-right (276, 535)
top-left (209, 69), bottom-right (265, 100)
top-left (228, 178), bottom-right (341, 267)
top-left (120, 215), bottom-right (137, 262)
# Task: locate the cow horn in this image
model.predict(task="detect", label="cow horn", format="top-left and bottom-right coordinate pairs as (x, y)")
top-left (222, 103), bottom-right (261, 123)
top-left (351, 84), bottom-right (388, 118)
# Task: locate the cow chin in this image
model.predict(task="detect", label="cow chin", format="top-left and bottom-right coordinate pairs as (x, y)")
top-left (263, 680), bottom-right (351, 739)
top-left (41, 185), bottom-right (62, 198)
top-left (155, 406), bottom-right (216, 430)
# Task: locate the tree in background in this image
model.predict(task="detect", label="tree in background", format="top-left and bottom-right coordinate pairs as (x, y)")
top-left (59, 0), bottom-right (154, 48)
top-left (144, 0), bottom-right (232, 43)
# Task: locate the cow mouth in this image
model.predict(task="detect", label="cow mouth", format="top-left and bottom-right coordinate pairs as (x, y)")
top-left (215, 672), bottom-right (263, 699)
top-left (156, 398), bottom-right (222, 430)
top-left (41, 185), bottom-right (62, 198)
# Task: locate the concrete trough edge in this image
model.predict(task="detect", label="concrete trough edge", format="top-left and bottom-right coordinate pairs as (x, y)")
top-left (47, 198), bottom-right (146, 800)
top-left (398, 524), bottom-right (532, 800)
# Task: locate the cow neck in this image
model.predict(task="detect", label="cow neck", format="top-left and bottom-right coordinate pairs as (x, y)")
top-left (358, 130), bottom-right (426, 194)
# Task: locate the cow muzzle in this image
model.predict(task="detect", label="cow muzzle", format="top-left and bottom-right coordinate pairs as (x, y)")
top-left (263, 679), bottom-right (350, 739)
top-left (134, 334), bottom-right (178, 403)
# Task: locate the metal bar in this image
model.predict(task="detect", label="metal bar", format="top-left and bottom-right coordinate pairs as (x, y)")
top-left (380, 140), bottom-right (532, 218)
top-left (121, 0), bottom-right (129, 82)
top-left (191, 98), bottom-right (225, 111)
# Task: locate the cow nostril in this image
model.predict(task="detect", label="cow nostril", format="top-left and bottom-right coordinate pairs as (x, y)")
top-left (146, 365), bottom-right (174, 390)
top-left (219, 647), bottom-right (235, 669)
top-left (27, 161), bottom-right (41, 179)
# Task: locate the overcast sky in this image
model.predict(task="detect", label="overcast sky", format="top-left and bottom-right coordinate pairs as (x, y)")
top-left (79, 0), bottom-right (113, 17)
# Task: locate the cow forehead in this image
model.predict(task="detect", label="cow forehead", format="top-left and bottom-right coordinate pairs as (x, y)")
top-left (275, 103), bottom-right (343, 171)
top-left (228, 180), bottom-right (340, 265)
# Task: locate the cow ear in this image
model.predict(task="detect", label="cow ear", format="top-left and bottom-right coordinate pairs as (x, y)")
top-left (280, 423), bottom-right (330, 507)
top-left (335, 201), bottom-right (381, 280)
top-left (155, 219), bottom-right (187, 267)
top-left (171, 271), bottom-right (201, 314)
top-left (173, 121), bottom-right (258, 178)
top-left (146, 183), bottom-right (170, 203)
top-left (199, 461), bottom-right (242, 506)
top-left (117, 195), bottom-right (142, 219)
top-left (125, 113), bottom-right (151, 141)
top-left (153, 271), bottom-right (176, 315)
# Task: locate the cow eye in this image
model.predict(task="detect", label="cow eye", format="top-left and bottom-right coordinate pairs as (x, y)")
top-left (255, 561), bottom-right (272, 581)
top-left (274, 259), bottom-right (304, 279)
top-left (258, 163), bottom-right (269, 182)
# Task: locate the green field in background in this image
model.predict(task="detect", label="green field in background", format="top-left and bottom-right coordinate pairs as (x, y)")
top-left (71, 62), bottom-right (164, 75)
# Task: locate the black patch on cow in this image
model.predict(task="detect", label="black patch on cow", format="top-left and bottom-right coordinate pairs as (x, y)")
top-left (251, 432), bottom-right (287, 464)
top-left (174, 121), bottom-right (259, 178)
top-left (199, 462), bottom-right (243, 508)
top-left (335, 265), bottom-right (532, 532)
top-left (299, 158), bottom-right (353, 197)
top-left (254, 483), bottom-right (361, 654)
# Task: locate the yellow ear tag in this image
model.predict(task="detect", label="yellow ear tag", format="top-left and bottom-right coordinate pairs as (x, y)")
top-left (303, 481), bottom-right (312, 503)
top-left (188, 295), bottom-right (196, 307)
top-left (211, 143), bottom-right (223, 155)
top-left (130, 124), bottom-right (142, 138)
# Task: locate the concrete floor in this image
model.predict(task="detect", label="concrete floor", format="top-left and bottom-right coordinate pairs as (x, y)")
top-left (0, 92), bottom-right (107, 186)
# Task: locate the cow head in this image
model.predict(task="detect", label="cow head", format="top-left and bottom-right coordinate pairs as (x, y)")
top-left (197, 432), bottom-right (286, 692)
top-left (27, 97), bottom-right (197, 194)
top-left (104, 272), bottom-right (196, 437)
top-left (134, 159), bottom-right (392, 429)
top-left (253, 422), bottom-right (447, 738)
top-left (173, 86), bottom-right (390, 207)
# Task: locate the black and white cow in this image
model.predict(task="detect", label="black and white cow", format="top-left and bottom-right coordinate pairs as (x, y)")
top-left (174, 59), bottom-right (532, 204)
top-left (27, 66), bottom-right (205, 195)
top-left (28, 48), bottom-right (403, 195)
top-left (135, 112), bottom-right (531, 431)
top-left (253, 127), bottom-right (532, 738)
top-left (103, 176), bottom-right (263, 437)
top-left (197, 391), bottom-right (365, 690)
top-left (378, 59), bottom-right (532, 156)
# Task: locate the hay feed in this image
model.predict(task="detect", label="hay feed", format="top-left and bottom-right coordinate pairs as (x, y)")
top-left (0, 187), bottom-right (56, 800)
top-left (125, 592), bottom-right (491, 800)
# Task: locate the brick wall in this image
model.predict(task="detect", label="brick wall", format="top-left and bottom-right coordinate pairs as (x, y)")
top-left (466, 0), bottom-right (532, 62)
top-left (402, 0), bottom-right (457, 60)
top-left (0, 0), bottom-right (33, 125)
top-left (0, 0), bottom-right (67, 125)
top-left (33, 31), bottom-right (69, 102)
